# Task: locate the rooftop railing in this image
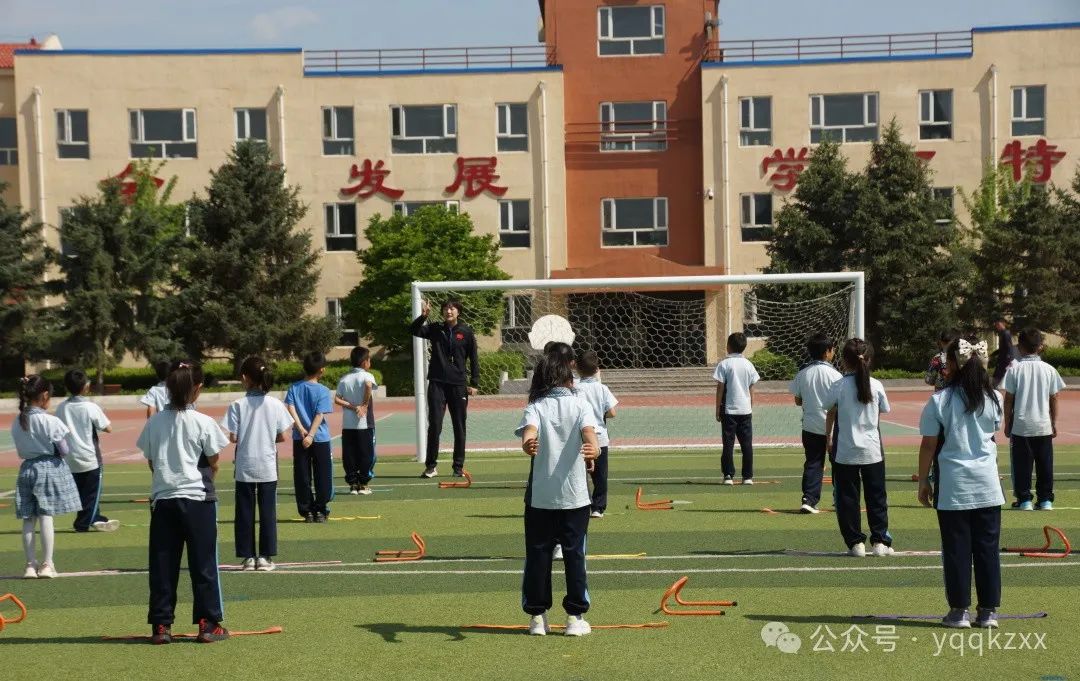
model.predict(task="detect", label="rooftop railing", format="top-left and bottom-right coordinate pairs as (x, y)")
top-left (705, 30), bottom-right (973, 63)
top-left (304, 45), bottom-right (556, 73)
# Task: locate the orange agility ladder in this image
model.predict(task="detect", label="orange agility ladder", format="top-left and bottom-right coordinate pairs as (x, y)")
top-left (438, 471), bottom-right (473, 489)
top-left (635, 487), bottom-right (674, 511)
top-left (0, 594), bottom-right (27, 633)
top-left (1004, 525), bottom-right (1071, 559)
top-left (374, 532), bottom-right (427, 562)
top-left (660, 576), bottom-right (736, 616)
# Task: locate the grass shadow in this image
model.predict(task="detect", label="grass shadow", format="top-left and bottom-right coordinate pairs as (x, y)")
top-left (743, 614), bottom-right (946, 629)
top-left (356, 622), bottom-right (522, 642)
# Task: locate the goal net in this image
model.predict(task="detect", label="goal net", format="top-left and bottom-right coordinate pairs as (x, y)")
top-left (411, 274), bottom-right (863, 460)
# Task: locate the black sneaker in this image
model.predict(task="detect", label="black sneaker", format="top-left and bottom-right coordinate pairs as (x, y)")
top-left (196, 619), bottom-right (230, 643)
top-left (304, 513), bottom-right (316, 523)
top-left (150, 624), bottom-right (172, 645)
top-left (313, 513), bottom-right (327, 523)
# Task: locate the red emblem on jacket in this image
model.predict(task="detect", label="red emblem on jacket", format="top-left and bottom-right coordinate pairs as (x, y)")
top-left (455, 332), bottom-right (465, 341)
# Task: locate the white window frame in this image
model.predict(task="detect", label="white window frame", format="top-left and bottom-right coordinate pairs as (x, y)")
top-left (498, 199), bottom-right (530, 249)
top-left (496, 103), bottom-right (528, 152)
top-left (740, 193), bottom-right (773, 243)
top-left (56, 109), bottom-right (90, 157)
top-left (918, 90), bottom-right (952, 140)
top-left (129, 108), bottom-right (197, 158)
top-left (598, 5), bottom-right (665, 56)
top-left (392, 200), bottom-right (460, 216)
top-left (809, 93), bottom-right (878, 143)
top-left (601, 197), bottom-right (668, 248)
top-left (235, 107), bottom-right (268, 142)
top-left (600, 101), bottom-right (667, 152)
top-left (391, 104), bottom-right (458, 154)
top-left (738, 97), bottom-right (771, 147)
top-left (1011, 85), bottom-right (1046, 136)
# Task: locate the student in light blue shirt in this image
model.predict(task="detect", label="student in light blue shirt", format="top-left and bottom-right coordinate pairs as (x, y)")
top-left (285, 352), bottom-right (335, 523)
top-left (917, 335), bottom-right (1005, 629)
top-left (789, 333), bottom-right (842, 513)
top-left (713, 332), bottom-right (760, 484)
top-left (822, 339), bottom-right (892, 558)
top-left (515, 342), bottom-right (599, 637)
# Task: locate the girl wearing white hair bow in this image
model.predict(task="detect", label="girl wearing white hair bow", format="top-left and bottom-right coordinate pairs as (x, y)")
top-left (916, 334), bottom-right (1004, 630)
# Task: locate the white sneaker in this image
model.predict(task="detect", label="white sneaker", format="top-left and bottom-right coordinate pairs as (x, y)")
top-left (241, 558), bottom-right (257, 571)
top-left (848, 542), bottom-right (867, 558)
top-left (722, 476), bottom-right (734, 486)
top-left (528, 613), bottom-right (548, 636)
top-left (799, 504), bottom-right (820, 514)
top-left (553, 544), bottom-right (564, 560)
top-left (23, 562), bottom-right (38, 579)
top-left (871, 543), bottom-right (894, 557)
top-left (358, 487), bottom-right (373, 496)
top-left (564, 615), bottom-right (592, 637)
top-left (742, 479), bottom-right (754, 486)
top-left (421, 467), bottom-right (438, 479)
top-left (589, 510), bottom-right (604, 519)
top-left (93, 519), bottom-right (121, 532)
top-left (36, 562), bottom-right (58, 578)
top-left (255, 557), bottom-right (276, 572)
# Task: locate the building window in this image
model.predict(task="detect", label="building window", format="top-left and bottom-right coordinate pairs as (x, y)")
top-left (129, 109), bottom-right (197, 159)
top-left (326, 298), bottom-right (359, 346)
top-left (0, 118), bottom-right (17, 165)
top-left (598, 5), bottom-right (664, 56)
top-left (235, 108), bottom-right (268, 142)
top-left (324, 203), bottom-right (357, 251)
top-left (391, 105), bottom-right (457, 154)
top-left (739, 97), bottom-right (771, 146)
top-left (601, 197), bottom-right (668, 247)
top-left (933, 187), bottom-right (954, 225)
top-left (56, 110), bottom-right (90, 159)
top-left (600, 101), bottom-right (667, 152)
top-left (809, 93), bottom-right (878, 143)
top-left (496, 103), bottom-right (528, 152)
top-left (393, 201), bottom-right (460, 216)
top-left (1011, 85), bottom-right (1045, 136)
top-left (499, 199), bottom-right (530, 248)
top-left (918, 90), bottom-right (952, 140)
top-left (740, 193), bottom-right (773, 242)
top-left (322, 106), bottom-right (354, 155)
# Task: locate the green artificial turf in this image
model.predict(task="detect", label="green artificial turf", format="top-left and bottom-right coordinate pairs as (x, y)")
top-left (1, 447), bottom-right (1078, 681)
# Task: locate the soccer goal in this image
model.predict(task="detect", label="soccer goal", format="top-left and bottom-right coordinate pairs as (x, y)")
top-left (410, 273), bottom-right (864, 461)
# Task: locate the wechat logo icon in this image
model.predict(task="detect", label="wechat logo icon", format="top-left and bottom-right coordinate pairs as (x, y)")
top-left (761, 621), bottom-right (802, 654)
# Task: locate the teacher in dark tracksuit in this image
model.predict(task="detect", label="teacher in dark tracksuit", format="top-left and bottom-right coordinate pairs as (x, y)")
top-left (410, 298), bottom-right (479, 479)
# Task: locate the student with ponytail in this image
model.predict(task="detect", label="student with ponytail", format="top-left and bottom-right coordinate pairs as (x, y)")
top-left (822, 339), bottom-right (894, 558)
top-left (137, 360), bottom-right (230, 644)
top-left (917, 335), bottom-right (1005, 629)
top-left (12, 375), bottom-right (81, 579)
top-left (222, 357), bottom-right (293, 571)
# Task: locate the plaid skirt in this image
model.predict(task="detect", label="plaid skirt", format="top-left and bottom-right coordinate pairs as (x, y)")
top-left (15, 456), bottom-right (82, 519)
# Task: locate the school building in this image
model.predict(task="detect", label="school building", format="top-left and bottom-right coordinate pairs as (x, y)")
top-left (1, 3), bottom-right (1077, 363)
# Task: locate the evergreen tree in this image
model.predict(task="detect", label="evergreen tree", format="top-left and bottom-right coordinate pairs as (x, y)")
top-left (343, 206), bottom-right (510, 355)
top-left (0, 185), bottom-right (53, 367)
top-left (54, 163), bottom-right (185, 390)
top-left (170, 141), bottom-right (339, 368)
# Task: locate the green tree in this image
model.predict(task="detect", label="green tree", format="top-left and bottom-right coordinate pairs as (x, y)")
top-left (54, 162), bottom-right (185, 391)
top-left (961, 164), bottom-right (1080, 341)
top-left (169, 140), bottom-right (339, 369)
top-left (0, 185), bottom-right (54, 366)
top-left (343, 206), bottom-right (509, 355)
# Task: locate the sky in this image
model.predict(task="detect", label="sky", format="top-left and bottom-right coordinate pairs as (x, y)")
top-left (1, 0), bottom-right (1078, 49)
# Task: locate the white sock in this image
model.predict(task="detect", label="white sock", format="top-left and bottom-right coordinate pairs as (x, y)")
top-left (40, 515), bottom-right (55, 565)
top-left (22, 517), bottom-right (37, 564)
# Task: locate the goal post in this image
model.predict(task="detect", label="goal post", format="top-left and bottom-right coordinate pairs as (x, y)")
top-left (410, 272), bottom-right (864, 462)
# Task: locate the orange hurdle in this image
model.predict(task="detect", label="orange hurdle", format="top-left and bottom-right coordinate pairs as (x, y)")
top-left (438, 471), bottom-right (473, 489)
top-left (374, 532), bottom-right (427, 562)
top-left (660, 576), bottom-right (735, 616)
top-left (0, 594), bottom-right (27, 633)
top-left (635, 487), bottom-right (673, 511)
top-left (1004, 525), bottom-right (1071, 559)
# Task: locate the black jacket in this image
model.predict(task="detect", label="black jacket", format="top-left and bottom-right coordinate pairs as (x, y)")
top-left (410, 315), bottom-right (479, 387)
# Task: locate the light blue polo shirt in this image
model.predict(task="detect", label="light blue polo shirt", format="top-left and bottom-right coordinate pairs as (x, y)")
top-left (713, 354), bottom-right (761, 415)
top-left (514, 387), bottom-right (598, 510)
top-left (919, 388), bottom-right (1006, 511)
top-left (284, 380), bottom-right (334, 443)
top-left (789, 361), bottom-right (843, 435)
top-left (822, 374), bottom-right (890, 465)
top-left (1003, 355), bottom-right (1066, 437)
